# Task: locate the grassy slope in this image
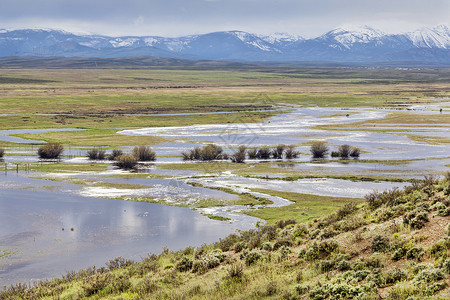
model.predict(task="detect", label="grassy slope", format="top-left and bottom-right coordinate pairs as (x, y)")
top-left (3, 176), bottom-right (449, 299)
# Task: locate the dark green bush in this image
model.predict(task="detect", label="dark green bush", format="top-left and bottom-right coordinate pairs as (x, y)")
top-left (355, 270), bottom-right (370, 281)
top-left (132, 145), bottom-right (156, 161)
top-left (0, 148), bottom-right (4, 158)
top-left (430, 237), bottom-right (450, 258)
top-left (175, 256), bottom-right (193, 272)
top-left (385, 269), bottom-right (407, 285)
top-left (391, 248), bottom-right (405, 261)
top-left (442, 259), bottom-right (450, 274)
top-left (310, 141), bottom-right (328, 158)
top-left (86, 148), bottom-right (106, 160)
top-left (336, 202), bottom-right (358, 220)
top-left (372, 235), bottom-right (389, 253)
top-left (37, 142), bottom-right (64, 159)
top-left (336, 260), bottom-right (350, 271)
top-left (406, 247), bottom-right (424, 261)
top-left (403, 209), bottom-right (429, 230)
top-left (216, 233), bottom-right (240, 252)
top-left (273, 238), bottom-right (293, 250)
top-left (114, 154), bottom-right (138, 169)
top-left (245, 249), bottom-right (264, 265)
top-left (414, 268), bottom-right (444, 283)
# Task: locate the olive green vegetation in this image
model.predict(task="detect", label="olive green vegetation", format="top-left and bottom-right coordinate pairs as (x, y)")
top-left (26, 163), bottom-right (109, 173)
top-left (3, 176), bottom-right (449, 299)
top-left (202, 214), bottom-right (232, 222)
top-left (244, 189), bottom-right (363, 225)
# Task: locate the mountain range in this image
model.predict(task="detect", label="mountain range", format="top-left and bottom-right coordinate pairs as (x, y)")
top-left (0, 25), bottom-right (449, 63)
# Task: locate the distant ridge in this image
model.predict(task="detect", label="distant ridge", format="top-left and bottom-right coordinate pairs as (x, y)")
top-left (0, 25), bottom-right (449, 63)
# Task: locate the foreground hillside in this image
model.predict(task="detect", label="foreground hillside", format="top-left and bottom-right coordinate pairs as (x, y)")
top-left (2, 175), bottom-right (449, 299)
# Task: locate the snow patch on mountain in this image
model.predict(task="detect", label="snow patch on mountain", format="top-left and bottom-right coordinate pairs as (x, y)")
top-left (109, 38), bottom-right (140, 48)
top-left (260, 32), bottom-right (303, 44)
top-left (323, 25), bottom-right (385, 49)
top-left (407, 25), bottom-right (450, 49)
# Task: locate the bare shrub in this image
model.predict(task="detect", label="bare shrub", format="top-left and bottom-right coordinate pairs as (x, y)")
top-left (108, 149), bottom-right (123, 160)
top-left (201, 144), bottom-right (223, 160)
top-left (182, 144), bottom-right (225, 161)
top-left (247, 149), bottom-right (258, 159)
top-left (310, 141), bottom-right (328, 159)
top-left (114, 154), bottom-right (138, 169)
top-left (132, 145), bottom-right (156, 161)
top-left (231, 145), bottom-right (246, 163)
top-left (350, 147), bottom-right (360, 158)
top-left (338, 144), bottom-right (351, 158)
top-left (331, 151), bottom-right (340, 158)
top-left (86, 148), bottom-right (106, 160)
top-left (272, 144), bottom-right (285, 159)
top-left (37, 142), bottom-right (64, 159)
top-left (285, 144), bottom-right (299, 159)
top-left (257, 147), bottom-right (271, 159)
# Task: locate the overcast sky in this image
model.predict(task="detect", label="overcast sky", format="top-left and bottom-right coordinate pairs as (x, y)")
top-left (1, 0), bottom-right (449, 37)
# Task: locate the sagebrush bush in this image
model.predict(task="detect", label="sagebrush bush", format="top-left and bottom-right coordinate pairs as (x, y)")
top-left (310, 141), bottom-right (328, 158)
top-left (132, 145), bottom-right (156, 161)
top-left (227, 262), bottom-right (244, 279)
top-left (86, 148), bottom-right (106, 160)
top-left (403, 208), bottom-right (429, 230)
top-left (175, 256), bottom-right (193, 272)
top-left (245, 249), bottom-right (264, 265)
top-left (37, 142), bottom-right (64, 159)
top-left (114, 154), bottom-right (138, 169)
top-left (372, 235), bottom-right (389, 253)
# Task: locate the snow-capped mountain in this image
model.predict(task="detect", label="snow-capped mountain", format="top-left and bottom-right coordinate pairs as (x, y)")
top-left (0, 25), bottom-right (449, 63)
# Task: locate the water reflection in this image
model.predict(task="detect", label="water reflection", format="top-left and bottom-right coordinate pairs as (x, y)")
top-left (0, 188), bottom-right (253, 285)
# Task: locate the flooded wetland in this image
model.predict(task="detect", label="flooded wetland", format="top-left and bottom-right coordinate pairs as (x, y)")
top-left (0, 67), bottom-right (449, 286)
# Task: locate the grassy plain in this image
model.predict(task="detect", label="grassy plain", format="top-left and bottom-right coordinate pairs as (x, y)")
top-left (1, 66), bottom-right (449, 298)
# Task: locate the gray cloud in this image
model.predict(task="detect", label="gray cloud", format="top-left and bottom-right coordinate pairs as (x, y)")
top-left (1, 0), bottom-right (449, 37)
